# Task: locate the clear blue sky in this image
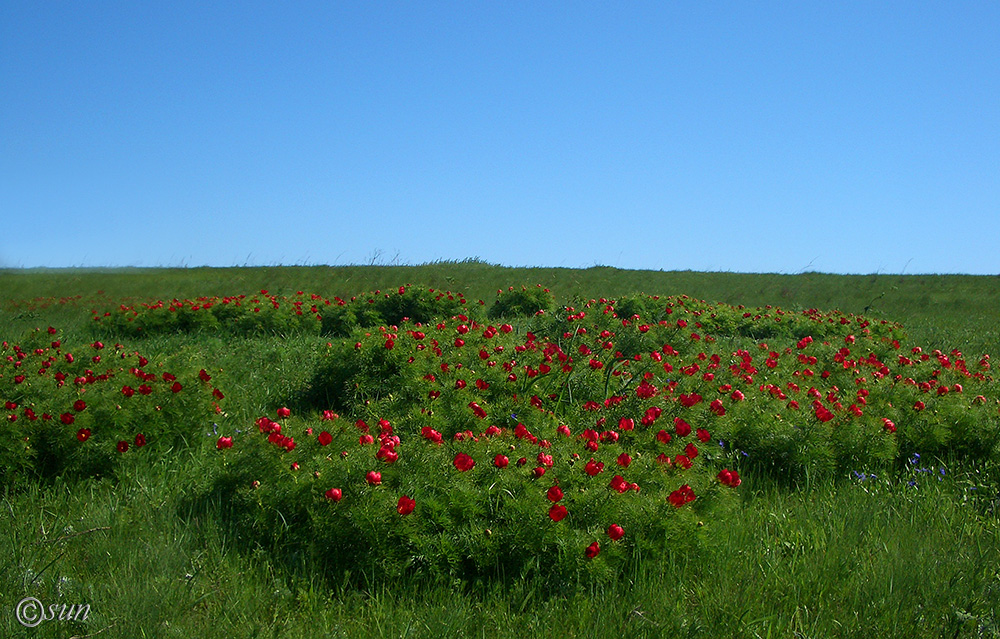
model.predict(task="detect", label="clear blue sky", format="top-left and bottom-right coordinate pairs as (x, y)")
top-left (2, 2), bottom-right (998, 274)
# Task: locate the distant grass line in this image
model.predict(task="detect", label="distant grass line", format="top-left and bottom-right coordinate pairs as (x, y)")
top-left (2, 263), bottom-right (998, 353)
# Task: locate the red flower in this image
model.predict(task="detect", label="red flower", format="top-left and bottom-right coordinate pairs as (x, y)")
top-left (717, 468), bottom-right (741, 487)
top-left (546, 485), bottom-right (564, 502)
top-left (277, 407), bottom-right (291, 419)
top-left (548, 504), bottom-right (568, 522)
top-left (134, 433), bottom-right (146, 447)
top-left (397, 495), bottom-right (415, 515)
top-left (709, 399), bottom-right (726, 416)
top-left (684, 442), bottom-right (698, 458)
top-left (199, 369), bottom-right (212, 382)
top-left (453, 452), bottom-right (476, 472)
top-left (814, 405), bottom-right (834, 422)
top-left (116, 440), bottom-right (129, 453)
top-left (73, 400), bottom-right (87, 412)
top-left (696, 428), bottom-right (711, 443)
top-left (609, 474), bottom-right (629, 493)
top-left (366, 471), bottom-right (382, 486)
top-left (585, 541), bottom-right (600, 559)
top-left (318, 431), bottom-right (333, 446)
top-left (656, 429), bottom-right (672, 444)
top-left (216, 436), bottom-right (233, 449)
top-left (607, 524), bottom-right (625, 541)
top-left (76, 428), bottom-right (91, 442)
top-left (468, 402), bottom-right (487, 419)
top-left (668, 484), bottom-right (697, 507)
top-left (171, 381), bottom-right (183, 393)
top-left (616, 452), bottom-right (632, 467)
top-left (618, 417), bottom-right (634, 431)
top-left (325, 487), bottom-right (343, 502)
top-left (674, 418), bottom-right (691, 437)
top-left (60, 413), bottom-right (75, 425)
top-left (584, 459), bottom-right (604, 476)
top-left (138, 384), bottom-right (152, 396)
top-left (914, 401), bottom-right (925, 411)
top-left (493, 454), bottom-right (509, 468)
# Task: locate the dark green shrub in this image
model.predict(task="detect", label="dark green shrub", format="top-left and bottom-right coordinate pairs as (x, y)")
top-left (488, 286), bottom-right (555, 319)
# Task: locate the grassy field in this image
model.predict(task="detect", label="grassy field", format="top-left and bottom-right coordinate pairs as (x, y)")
top-left (1, 264), bottom-right (999, 638)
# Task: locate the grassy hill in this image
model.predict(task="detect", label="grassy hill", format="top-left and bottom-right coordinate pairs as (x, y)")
top-left (1, 264), bottom-right (998, 639)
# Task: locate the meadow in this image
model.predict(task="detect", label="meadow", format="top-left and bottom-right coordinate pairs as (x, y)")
top-left (1, 263), bottom-right (998, 638)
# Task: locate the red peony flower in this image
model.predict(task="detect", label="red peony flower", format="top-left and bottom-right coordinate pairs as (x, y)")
top-left (584, 459), bottom-right (605, 476)
top-left (134, 433), bottom-right (146, 447)
top-left (277, 407), bottom-right (291, 419)
top-left (674, 418), bottom-right (692, 437)
top-left (453, 452), bottom-right (476, 472)
top-left (609, 474), bottom-right (629, 493)
top-left (60, 413), bottom-right (75, 425)
top-left (709, 399), bottom-right (726, 416)
top-left (493, 454), bottom-right (509, 468)
top-left (397, 495), bottom-right (415, 515)
top-left (217, 436), bottom-right (233, 449)
top-left (668, 484), bottom-right (697, 507)
top-left (585, 541), bottom-right (601, 559)
top-left (73, 400), bottom-right (87, 412)
top-left (616, 452), bottom-right (632, 467)
top-left (366, 471), bottom-right (382, 486)
top-left (548, 504), bottom-right (568, 522)
top-left (607, 524), bottom-right (625, 541)
top-left (318, 431), bottom-right (333, 446)
top-left (76, 428), bottom-right (91, 442)
top-left (717, 468), bottom-right (742, 487)
top-left (325, 488), bottom-right (342, 502)
top-left (546, 485), bottom-right (564, 502)
top-left (116, 440), bottom-right (129, 453)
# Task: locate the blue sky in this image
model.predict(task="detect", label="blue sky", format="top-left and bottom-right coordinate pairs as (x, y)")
top-left (2, 2), bottom-right (998, 273)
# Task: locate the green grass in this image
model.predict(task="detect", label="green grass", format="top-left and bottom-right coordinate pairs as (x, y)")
top-left (2, 264), bottom-right (999, 638)
top-left (2, 458), bottom-right (996, 638)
